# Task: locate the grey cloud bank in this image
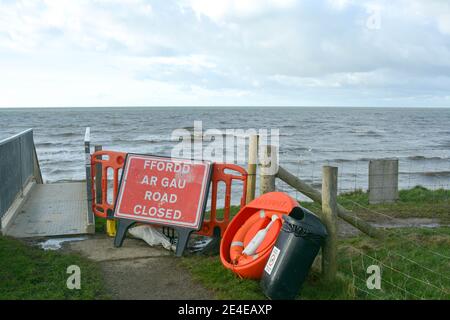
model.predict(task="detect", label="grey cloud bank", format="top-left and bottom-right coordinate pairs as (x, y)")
top-left (0, 0), bottom-right (449, 108)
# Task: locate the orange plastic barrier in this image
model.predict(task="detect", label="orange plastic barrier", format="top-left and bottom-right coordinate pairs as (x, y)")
top-left (90, 151), bottom-right (247, 237)
top-left (91, 150), bottom-right (126, 219)
top-left (197, 163), bottom-right (248, 237)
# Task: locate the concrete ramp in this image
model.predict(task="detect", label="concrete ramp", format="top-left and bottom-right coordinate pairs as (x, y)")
top-left (5, 182), bottom-right (92, 238)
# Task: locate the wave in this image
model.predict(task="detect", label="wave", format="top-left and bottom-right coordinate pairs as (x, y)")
top-left (45, 167), bottom-right (79, 175)
top-left (407, 155), bottom-right (447, 161)
top-left (356, 131), bottom-right (383, 137)
top-left (282, 157), bottom-right (374, 164)
top-left (349, 128), bottom-right (384, 137)
top-left (182, 126), bottom-right (194, 131)
top-left (399, 171), bottom-right (450, 177)
top-left (421, 171), bottom-right (450, 177)
top-left (35, 142), bottom-right (54, 147)
top-left (35, 141), bottom-right (75, 148)
top-left (114, 138), bottom-right (171, 145)
top-left (47, 132), bottom-right (80, 138)
top-left (47, 179), bottom-right (85, 184)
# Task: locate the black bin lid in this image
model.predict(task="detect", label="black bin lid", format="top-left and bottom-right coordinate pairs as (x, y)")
top-left (282, 207), bottom-right (328, 239)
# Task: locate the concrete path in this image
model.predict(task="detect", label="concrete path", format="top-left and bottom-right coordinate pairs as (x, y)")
top-left (66, 235), bottom-right (214, 300)
top-left (6, 182), bottom-right (91, 238)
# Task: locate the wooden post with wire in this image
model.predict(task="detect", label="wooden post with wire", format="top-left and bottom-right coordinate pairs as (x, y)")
top-left (259, 145), bottom-right (277, 195)
top-left (276, 165), bottom-right (383, 239)
top-left (321, 165), bottom-right (338, 281)
top-left (246, 134), bottom-right (258, 203)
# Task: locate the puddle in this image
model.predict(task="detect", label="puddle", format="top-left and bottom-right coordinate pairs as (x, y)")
top-left (371, 218), bottom-right (445, 229)
top-left (338, 218), bottom-right (448, 237)
top-left (373, 222), bottom-right (442, 229)
top-left (39, 236), bottom-right (88, 250)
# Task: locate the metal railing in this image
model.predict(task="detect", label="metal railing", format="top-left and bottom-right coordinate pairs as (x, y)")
top-left (0, 128), bottom-right (42, 219)
top-left (84, 127), bottom-right (95, 228)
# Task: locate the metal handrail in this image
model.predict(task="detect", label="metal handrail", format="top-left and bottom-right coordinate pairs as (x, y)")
top-left (0, 128), bottom-right (42, 219)
top-left (0, 128), bottom-right (33, 146)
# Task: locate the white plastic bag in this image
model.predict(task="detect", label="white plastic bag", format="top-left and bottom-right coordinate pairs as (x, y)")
top-left (128, 225), bottom-right (176, 251)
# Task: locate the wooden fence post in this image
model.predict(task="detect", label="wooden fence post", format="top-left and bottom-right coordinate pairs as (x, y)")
top-left (246, 134), bottom-right (258, 203)
top-left (321, 165), bottom-right (338, 281)
top-left (259, 145), bottom-right (277, 195)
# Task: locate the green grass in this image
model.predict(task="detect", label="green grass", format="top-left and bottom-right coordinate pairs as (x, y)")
top-left (207, 186), bottom-right (450, 224)
top-left (205, 206), bottom-right (241, 221)
top-left (180, 186), bottom-right (450, 300)
top-left (95, 216), bottom-right (107, 233)
top-left (0, 235), bottom-right (108, 299)
top-left (302, 186), bottom-right (450, 223)
top-left (181, 227), bottom-right (450, 300)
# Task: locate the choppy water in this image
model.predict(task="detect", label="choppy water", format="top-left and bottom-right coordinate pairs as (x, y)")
top-left (1, 107), bottom-right (449, 203)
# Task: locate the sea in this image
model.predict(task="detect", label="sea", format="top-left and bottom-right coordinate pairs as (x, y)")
top-left (1, 107), bottom-right (449, 203)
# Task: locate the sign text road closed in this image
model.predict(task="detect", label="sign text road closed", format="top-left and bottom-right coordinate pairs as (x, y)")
top-left (114, 154), bottom-right (212, 230)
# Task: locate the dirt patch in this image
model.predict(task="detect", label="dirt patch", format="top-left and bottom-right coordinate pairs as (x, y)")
top-left (66, 235), bottom-right (171, 261)
top-left (100, 256), bottom-right (213, 300)
top-left (64, 235), bottom-right (215, 300)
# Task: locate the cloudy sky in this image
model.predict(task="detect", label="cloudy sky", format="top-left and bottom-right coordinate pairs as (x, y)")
top-left (0, 0), bottom-right (449, 108)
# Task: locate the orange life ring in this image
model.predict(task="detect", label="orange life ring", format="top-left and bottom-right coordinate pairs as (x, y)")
top-left (229, 209), bottom-right (282, 266)
top-left (220, 192), bottom-right (299, 279)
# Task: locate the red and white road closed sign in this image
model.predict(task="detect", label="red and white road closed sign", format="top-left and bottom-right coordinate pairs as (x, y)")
top-left (114, 154), bottom-right (212, 230)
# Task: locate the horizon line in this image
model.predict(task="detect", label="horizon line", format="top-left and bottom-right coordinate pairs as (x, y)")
top-left (1, 105), bottom-right (450, 109)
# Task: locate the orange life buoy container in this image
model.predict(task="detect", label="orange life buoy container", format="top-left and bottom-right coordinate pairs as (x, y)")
top-left (220, 192), bottom-right (299, 279)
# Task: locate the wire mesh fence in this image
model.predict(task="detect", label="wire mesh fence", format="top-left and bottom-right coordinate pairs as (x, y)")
top-left (278, 147), bottom-right (450, 198)
top-left (276, 146), bottom-right (450, 300)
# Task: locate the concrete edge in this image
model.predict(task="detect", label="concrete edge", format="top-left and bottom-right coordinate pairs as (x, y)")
top-left (86, 220), bottom-right (96, 234)
top-left (1, 180), bottom-right (36, 235)
top-left (85, 199), bottom-right (96, 234)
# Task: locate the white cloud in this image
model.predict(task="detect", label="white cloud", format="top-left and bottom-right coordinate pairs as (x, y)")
top-left (0, 0), bottom-right (153, 52)
top-left (184, 0), bottom-right (297, 22)
top-left (327, 0), bottom-right (352, 10)
top-left (0, 0), bottom-right (450, 107)
top-left (406, 0), bottom-right (450, 35)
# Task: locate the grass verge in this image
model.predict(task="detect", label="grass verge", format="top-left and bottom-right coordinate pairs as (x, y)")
top-left (181, 187), bottom-right (450, 300)
top-left (209, 186), bottom-right (450, 223)
top-left (181, 227), bottom-right (450, 300)
top-left (303, 186), bottom-right (450, 223)
top-left (0, 235), bottom-right (108, 299)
